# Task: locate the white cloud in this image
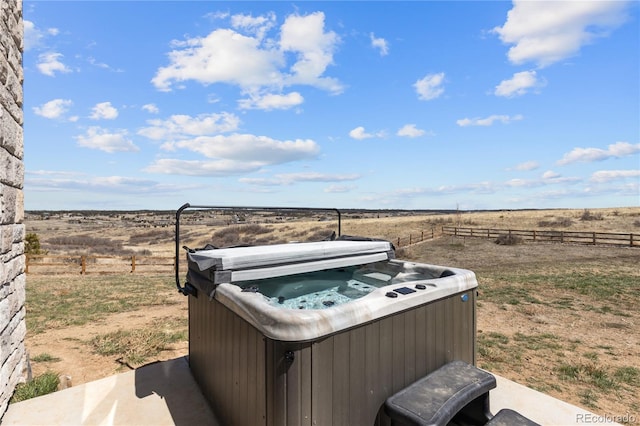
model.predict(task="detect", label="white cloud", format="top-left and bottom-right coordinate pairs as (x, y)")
top-left (24, 20), bottom-right (42, 51)
top-left (493, 1), bottom-right (630, 67)
top-left (370, 33), bottom-right (389, 56)
top-left (230, 12), bottom-right (276, 40)
top-left (512, 161), bottom-right (539, 171)
top-left (152, 29), bottom-right (283, 92)
top-left (138, 112), bottom-right (241, 140)
top-left (142, 104), bottom-right (160, 114)
top-left (90, 102), bottom-right (119, 120)
top-left (590, 169), bottom-right (640, 183)
top-left (144, 159), bottom-right (263, 176)
top-left (557, 142), bottom-right (640, 165)
top-left (26, 170), bottom-right (83, 178)
top-left (505, 178), bottom-right (539, 188)
top-left (26, 173), bottom-right (193, 194)
top-left (24, 20), bottom-right (60, 51)
top-left (414, 72), bottom-right (445, 100)
top-left (87, 57), bottom-right (123, 72)
top-left (240, 172), bottom-right (359, 186)
top-left (33, 99), bottom-right (72, 119)
top-left (541, 170), bottom-right (560, 180)
top-left (37, 52), bottom-right (71, 76)
top-left (349, 126), bottom-right (385, 140)
top-left (152, 11), bottom-right (343, 98)
top-left (238, 91), bottom-right (304, 110)
top-left (397, 124), bottom-right (425, 138)
top-left (456, 114), bottom-right (523, 127)
top-left (324, 185), bottom-right (355, 193)
top-left (173, 134), bottom-right (319, 164)
top-left (75, 127), bottom-right (139, 153)
top-left (495, 70), bottom-right (545, 97)
top-left (280, 12), bottom-right (342, 92)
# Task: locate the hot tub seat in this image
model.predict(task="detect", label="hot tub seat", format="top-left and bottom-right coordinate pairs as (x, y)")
top-left (486, 409), bottom-right (540, 426)
top-left (384, 361), bottom-right (539, 426)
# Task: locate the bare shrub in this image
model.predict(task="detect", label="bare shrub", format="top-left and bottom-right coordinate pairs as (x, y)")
top-left (212, 227), bottom-right (241, 247)
top-left (239, 224), bottom-right (271, 236)
top-left (633, 220), bottom-right (640, 228)
top-left (44, 234), bottom-right (149, 256)
top-left (495, 234), bottom-right (523, 245)
top-left (430, 217), bottom-right (453, 225)
top-left (304, 228), bottom-right (336, 242)
top-left (252, 236), bottom-right (287, 246)
top-left (394, 247), bottom-right (407, 258)
top-left (47, 235), bottom-right (115, 247)
top-left (128, 230), bottom-right (173, 245)
top-left (580, 209), bottom-right (603, 221)
top-left (538, 217), bottom-right (574, 228)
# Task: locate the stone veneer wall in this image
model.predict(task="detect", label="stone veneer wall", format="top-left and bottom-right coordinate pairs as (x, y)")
top-left (0, 0), bottom-right (26, 416)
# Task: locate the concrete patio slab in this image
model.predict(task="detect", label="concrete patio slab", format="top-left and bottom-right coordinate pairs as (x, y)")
top-left (3, 357), bottom-right (620, 426)
top-left (3, 357), bottom-right (218, 426)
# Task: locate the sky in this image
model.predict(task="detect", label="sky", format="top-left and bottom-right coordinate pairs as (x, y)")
top-left (23, 1), bottom-right (640, 211)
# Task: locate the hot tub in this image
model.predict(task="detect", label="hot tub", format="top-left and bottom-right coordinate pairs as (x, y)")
top-left (183, 239), bottom-right (478, 425)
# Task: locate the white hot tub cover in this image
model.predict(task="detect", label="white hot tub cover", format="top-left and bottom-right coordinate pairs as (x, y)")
top-left (186, 239), bottom-right (395, 295)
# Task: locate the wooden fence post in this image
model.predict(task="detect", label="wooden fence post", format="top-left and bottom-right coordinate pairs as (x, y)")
top-left (25, 254), bottom-right (30, 274)
top-left (593, 232), bottom-right (596, 245)
top-left (397, 237), bottom-right (400, 247)
top-left (81, 255), bottom-right (86, 275)
top-left (131, 255), bottom-right (136, 273)
top-left (631, 234), bottom-right (634, 247)
top-left (409, 234), bottom-right (412, 245)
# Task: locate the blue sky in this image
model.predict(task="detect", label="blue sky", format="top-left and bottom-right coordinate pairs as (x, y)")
top-left (23, 1), bottom-right (639, 211)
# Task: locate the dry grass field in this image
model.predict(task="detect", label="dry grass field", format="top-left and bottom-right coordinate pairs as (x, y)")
top-left (21, 207), bottom-right (640, 420)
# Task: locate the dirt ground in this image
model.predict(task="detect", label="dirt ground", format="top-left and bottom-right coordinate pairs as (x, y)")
top-left (26, 301), bottom-right (189, 386)
top-left (23, 207), bottom-right (640, 421)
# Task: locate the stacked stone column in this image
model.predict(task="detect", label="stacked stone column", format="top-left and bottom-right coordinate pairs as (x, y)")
top-left (0, 0), bottom-right (26, 416)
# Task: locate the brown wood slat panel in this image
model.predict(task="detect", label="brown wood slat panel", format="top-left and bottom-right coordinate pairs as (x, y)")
top-left (433, 299), bottom-right (447, 367)
top-left (349, 326), bottom-right (367, 424)
top-left (391, 314), bottom-right (405, 392)
top-left (444, 296), bottom-right (454, 362)
top-left (404, 309), bottom-right (417, 385)
top-left (378, 316), bottom-right (394, 404)
top-left (365, 321), bottom-right (382, 421)
top-left (414, 305), bottom-right (428, 378)
top-left (332, 332), bottom-right (350, 425)
top-left (264, 339), bottom-right (278, 425)
top-left (299, 345), bottom-right (313, 426)
top-left (285, 344), bottom-right (312, 426)
top-left (425, 301), bottom-right (438, 374)
top-left (311, 336), bottom-right (334, 426)
top-left (236, 319), bottom-right (249, 426)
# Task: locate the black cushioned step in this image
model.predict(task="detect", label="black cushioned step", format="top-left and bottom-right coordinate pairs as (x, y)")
top-left (384, 360), bottom-right (496, 426)
top-left (486, 409), bottom-right (541, 426)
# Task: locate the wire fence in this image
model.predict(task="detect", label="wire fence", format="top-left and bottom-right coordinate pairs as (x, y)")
top-left (25, 254), bottom-right (175, 275)
top-left (441, 226), bottom-right (639, 247)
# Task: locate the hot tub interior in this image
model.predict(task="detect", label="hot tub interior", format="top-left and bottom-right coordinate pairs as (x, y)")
top-left (237, 261), bottom-right (455, 310)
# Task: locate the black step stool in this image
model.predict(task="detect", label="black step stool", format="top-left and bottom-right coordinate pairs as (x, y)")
top-left (384, 360), bottom-right (539, 426)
